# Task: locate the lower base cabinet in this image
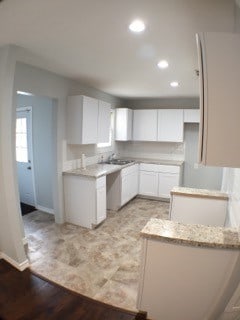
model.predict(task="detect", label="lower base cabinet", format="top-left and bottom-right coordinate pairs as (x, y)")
top-left (121, 164), bottom-right (139, 206)
top-left (64, 174), bottom-right (106, 229)
top-left (139, 164), bottom-right (181, 199)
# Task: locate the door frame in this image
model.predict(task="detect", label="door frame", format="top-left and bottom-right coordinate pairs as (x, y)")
top-left (16, 106), bottom-right (37, 207)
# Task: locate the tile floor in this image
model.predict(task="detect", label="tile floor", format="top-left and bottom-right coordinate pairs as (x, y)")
top-left (23, 197), bottom-right (169, 311)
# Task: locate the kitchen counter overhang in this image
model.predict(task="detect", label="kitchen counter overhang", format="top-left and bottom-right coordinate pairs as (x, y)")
top-left (141, 218), bottom-right (240, 250)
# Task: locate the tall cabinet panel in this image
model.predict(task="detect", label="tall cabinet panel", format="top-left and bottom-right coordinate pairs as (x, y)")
top-left (157, 109), bottom-right (183, 142)
top-left (133, 110), bottom-right (158, 141)
top-left (115, 108), bottom-right (133, 141)
top-left (196, 32), bottom-right (240, 167)
top-left (98, 100), bottom-right (111, 143)
top-left (66, 95), bottom-right (98, 144)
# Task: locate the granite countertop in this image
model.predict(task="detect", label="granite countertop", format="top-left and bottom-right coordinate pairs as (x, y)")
top-left (141, 219), bottom-right (240, 249)
top-left (122, 157), bottom-right (183, 166)
top-left (63, 157), bottom-right (183, 178)
top-left (63, 162), bottom-right (135, 178)
top-left (171, 186), bottom-right (228, 200)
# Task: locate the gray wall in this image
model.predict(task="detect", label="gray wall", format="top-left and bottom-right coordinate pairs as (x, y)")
top-left (183, 124), bottom-right (223, 190)
top-left (17, 94), bottom-right (55, 211)
top-left (122, 97), bottom-right (199, 109)
top-left (0, 45), bottom-right (27, 264)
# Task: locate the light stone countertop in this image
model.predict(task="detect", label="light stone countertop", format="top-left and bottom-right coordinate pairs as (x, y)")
top-left (171, 186), bottom-right (228, 200)
top-left (63, 158), bottom-right (184, 178)
top-left (63, 163), bottom-right (125, 178)
top-left (122, 157), bottom-right (184, 166)
top-left (141, 218), bottom-right (240, 249)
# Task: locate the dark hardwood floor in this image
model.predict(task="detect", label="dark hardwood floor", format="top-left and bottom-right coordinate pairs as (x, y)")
top-left (0, 260), bottom-right (147, 320)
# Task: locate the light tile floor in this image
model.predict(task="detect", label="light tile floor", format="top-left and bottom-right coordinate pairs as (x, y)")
top-left (23, 197), bottom-right (169, 311)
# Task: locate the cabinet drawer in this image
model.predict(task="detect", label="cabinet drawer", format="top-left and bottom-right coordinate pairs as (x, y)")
top-left (121, 164), bottom-right (138, 177)
top-left (96, 176), bottom-right (106, 188)
top-left (140, 163), bottom-right (180, 174)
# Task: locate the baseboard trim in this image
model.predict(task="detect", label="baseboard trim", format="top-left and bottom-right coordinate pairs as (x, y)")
top-left (0, 252), bottom-right (29, 271)
top-left (36, 205), bottom-right (54, 215)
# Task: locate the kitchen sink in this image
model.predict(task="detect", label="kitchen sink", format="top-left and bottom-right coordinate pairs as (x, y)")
top-left (104, 159), bottom-right (135, 165)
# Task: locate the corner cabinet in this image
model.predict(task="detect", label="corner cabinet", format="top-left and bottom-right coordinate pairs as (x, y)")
top-left (115, 108), bottom-right (133, 141)
top-left (196, 32), bottom-right (240, 167)
top-left (66, 95), bottom-right (111, 145)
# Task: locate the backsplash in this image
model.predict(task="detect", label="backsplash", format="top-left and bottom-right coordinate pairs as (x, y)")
top-left (116, 141), bottom-right (185, 161)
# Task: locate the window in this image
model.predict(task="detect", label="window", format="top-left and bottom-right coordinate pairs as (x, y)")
top-left (97, 110), bottom-right (114, 148)
top-left (16, 117), bottom-right (28, 162)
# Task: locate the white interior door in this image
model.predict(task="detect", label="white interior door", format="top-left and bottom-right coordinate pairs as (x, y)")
top-left (16, 108), bottom-right (35, 206)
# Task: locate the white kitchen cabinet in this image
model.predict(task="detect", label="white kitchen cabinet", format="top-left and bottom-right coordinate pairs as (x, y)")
top-left (64, 174), bottom-right (106, 228)
top-left (97, 100), bottom-right (111, 144)
top-left (133, 110), bottom-right (158, 141)
top-left (139, 163), bottom-right (181, 199)
top-left (121, 164), bottom-right (138, 206)
top-left (139, 171), bottom-right (159, 197)
top-left (184, 109), bottom-right (200, 123)
top-left (196, 32), bottom-right (240, 167)
top-left (66, 95), bottom-right (98, 144)
top-left (158, 173), bottom-right (179, 198)
top-left (115, 108), bottom-right (133, 141)
top-left (157, 109), bottom-right (183, 142)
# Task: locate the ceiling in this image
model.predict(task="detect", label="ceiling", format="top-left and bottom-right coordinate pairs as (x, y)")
top-left (0, 0), bottom-right (236, 98)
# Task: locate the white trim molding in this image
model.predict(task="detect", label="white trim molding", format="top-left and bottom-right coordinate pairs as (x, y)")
top-left (0, 252), bottom-right (29, 271)
top-left (36, 205), bottom-right (54, 215)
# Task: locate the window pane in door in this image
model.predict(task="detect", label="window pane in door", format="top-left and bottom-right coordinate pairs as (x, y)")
top-left (16, 117), bottom-right (28, 163)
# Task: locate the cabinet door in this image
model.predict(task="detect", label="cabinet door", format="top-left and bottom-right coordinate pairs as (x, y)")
top-left (98, 101), bottom-right (111, 143)
top-left (197, 33), bottom-right (240, 167)
top-left (158, 173), bottom-right (179, 199)
top-left (82, 96), bottom-right (98, 144)
top-left (121, 175), bottom-right (130, 206)
top-left (133, 110), bottom-right (157, 141)
top-left (139, 171), bottom-right (158, 197)
top-left (158, 109), bottom-right (183, 142)
top-left (184, 109), bottom-right (200, 123)
top-left (96, 185), bottom-right (106, 225)
top-left (115, 108), bottom-right (133, 141)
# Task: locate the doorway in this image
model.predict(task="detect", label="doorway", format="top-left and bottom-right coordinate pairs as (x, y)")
top-left (16, 93), bottom-right (55, 218)
top-left (16, 107), bottom-right (36, 214)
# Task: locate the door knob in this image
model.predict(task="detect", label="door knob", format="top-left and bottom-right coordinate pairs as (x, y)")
top-left (27, 166), bottom-right (31, 170)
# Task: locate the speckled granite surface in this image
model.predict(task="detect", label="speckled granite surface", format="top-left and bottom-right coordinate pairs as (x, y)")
top-left (171, 186), bottom-right (228, 200)
top-left (141, 219), bottom-right (240, 249)
top-left (63, 163), bottom-right (124, 178)
top-left (63, 158), bottom-right (183, 178)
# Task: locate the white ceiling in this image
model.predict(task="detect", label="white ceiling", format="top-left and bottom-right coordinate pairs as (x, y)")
top-left (0, 0), bottom-right (236, 98)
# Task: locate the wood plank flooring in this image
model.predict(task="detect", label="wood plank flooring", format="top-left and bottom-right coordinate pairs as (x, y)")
top-left (0, 260), bottom-right (147, 320)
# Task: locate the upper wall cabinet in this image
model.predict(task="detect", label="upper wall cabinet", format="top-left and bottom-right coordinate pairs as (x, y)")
top-left (98, 100), bottom-right (111, 143)
top-left (115, 108), bottom-right (133, 141)
top-left (66, 95), bottom-right (111, 145)
top-left (184, 109), bottom-right (200, 123)
top-left (157, 109), bottom-right (183, 142)
top-left (196, 32), bottom-right (240, 167)
top-left (133, 110), bottom-right (158, 141)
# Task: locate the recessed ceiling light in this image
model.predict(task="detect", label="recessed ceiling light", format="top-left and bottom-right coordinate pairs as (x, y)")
top-left (17, 91), bottom-right (34, 96)
top-left (157, 60), bottom-right (169, 69)
top-left (129, 20), bottom-right (145, 33)
top-left (170, 81), bottom-right (179, 87)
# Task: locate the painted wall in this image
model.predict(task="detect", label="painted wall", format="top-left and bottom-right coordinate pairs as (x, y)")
top-left (14, 58), bottom-right (121, 223)
top-left (17, 94), bottom-right (55, 211)
top-left (122, 97), bottom-right (199, 109)
top-left (183, 124), bottom-right (223, 189)
top-left (0, 46), bottom-right (27, 265)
